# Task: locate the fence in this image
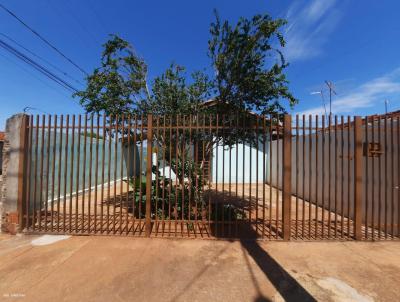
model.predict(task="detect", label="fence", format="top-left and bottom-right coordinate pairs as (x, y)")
top-left (17, 113), bottom-right (399, 240)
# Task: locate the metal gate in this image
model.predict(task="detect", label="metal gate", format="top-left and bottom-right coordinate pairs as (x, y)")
top-left (19, 113), bottom-right (399, 240)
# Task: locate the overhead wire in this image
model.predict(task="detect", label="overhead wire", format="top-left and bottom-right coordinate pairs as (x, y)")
top-left (0, 38), bottom-right (79, 94)
top-left (0, 32), bottom-right (84, 86)
top-left (0, 51), bottom-right (72, 98)
top-left (0, 3), bottom-right (88, 75)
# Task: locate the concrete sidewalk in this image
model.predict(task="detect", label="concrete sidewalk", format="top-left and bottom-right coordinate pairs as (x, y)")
top-left (0, 235), bottom-right (399, 302)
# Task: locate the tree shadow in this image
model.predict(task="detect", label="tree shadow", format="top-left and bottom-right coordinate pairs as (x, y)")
top-left (208, 189), bottom-right (317, 302)
top-left (239, 237), bottom-right (316, 302)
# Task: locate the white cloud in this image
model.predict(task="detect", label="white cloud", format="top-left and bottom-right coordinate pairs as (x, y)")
top-left (298, 68), bottom-right (400, 116)
top-left (284, 0), bottom-right (344, 62)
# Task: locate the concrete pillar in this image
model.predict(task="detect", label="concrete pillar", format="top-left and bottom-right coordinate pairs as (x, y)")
top-left (0, 113), bottom-right (28, 234)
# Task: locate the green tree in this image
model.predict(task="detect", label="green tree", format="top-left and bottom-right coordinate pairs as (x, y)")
top-left (73, 34), bottom-right (150, 116)
top-left (138, 63), bottom-right (212, 116)
top-left (208, 10), bottom-right (297, 115)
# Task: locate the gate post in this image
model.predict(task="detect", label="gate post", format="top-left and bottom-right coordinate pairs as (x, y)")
top-left (282, 114), bottom-right (292, 241)
top-left (17, 115), bottom-right (30, 231)
top-left (354, 116), bottom-right (363, 240)
top-left (145, 115), bottom-right (153, 237)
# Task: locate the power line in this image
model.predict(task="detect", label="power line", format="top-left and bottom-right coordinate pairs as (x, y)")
top-left (0, 3), bottom-right (88, 75)
top-left (0, 51), bottom-right (71, 98)
top-left (0, 32), bottom-right (84, 86)
top-left (0, 38), bottom-right (79, 93)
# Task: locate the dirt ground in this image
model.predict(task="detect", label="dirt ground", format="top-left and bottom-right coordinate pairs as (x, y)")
top-left (29, 182), bottom-right (362, 240)
top-left (0, 234), bottom-right (399, 302)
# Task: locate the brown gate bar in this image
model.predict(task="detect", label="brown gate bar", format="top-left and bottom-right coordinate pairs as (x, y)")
top-left (19, 113), bottom-right (399, 240)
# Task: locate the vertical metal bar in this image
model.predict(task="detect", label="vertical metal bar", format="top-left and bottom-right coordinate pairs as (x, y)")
top-left (354, 116), bottom-right (363, 240)
top-left (229, 116), bottom-right (233, 237)
top-left (334, 115), bottom-right (338, 237)
top-left (308, 115), bottom-right (312, 238)
top-left (132, 115), bottom-right (138, 234)
top-left (276, 113), bottom-right (280, 239)
top-left (390, 116), bottom-right (400, 239)
top-left (204, 114), bottom-right (209, 236)
top-left (255, 116), bottom-right (259, 237)
top-left (328, 115), bottom-right (331, 238)
top-left (168, 115), bottom-right (172, 236)
top-left (282, 114), bottom-right (292, 241)
top-left (315, 115), bottom-right (319, 239)
top-left (378, 117), bottom-right (382, 239)
top-left (155, 116), bottom-right (159, 235)
top-left (384, 114), bottom-right (388, 238)
top-left (269, 114), bottom-right (273, 239)
top-left (242, 114), bottom-right (247, 236)
top-left (262, 115), bottom-right (266, 238)
top-left (249, 116), bottom-right (252, 235)
top-left (397, 116), bottom-right (400, 238)
top-left (63, 115), bottom-right (69, 232)
top-left (209, 115), bottom-right (213, 236)
top-left (107, 116), bottom-right (112, 233)
top-left (321, 116), bottom-right (325, 238)
top-left (295, 115), bottom-right (299, 238)
top-left (75, 115), bottom-right (81, 232)
top-left (221, 115), bottom-right (225, 237)
top-left (175, 115), bottom-right (179, 236)
top-left (341, 116), bottom-right (345, 238)
top-left (242, 114), bottom-right (246, 237)
top-left (81, 114), bottom-right (88, 233)
top-left (145, 114), bottom-right (153, 237)
top-left (50, 115), bottom-right (57, 232)
top-left (181, 116), bottom-right (185, 235)
top-left (371, 116), bottom-right (375, 239)
top-left (126, 115), bottom-right (131, 235)
top-left (188, 116), bottom-right (192, 235)
top-left (215, 114), bottom-right (219, 237)
top-left (162, 116), bottom-right (166, 235)
top-left (119, 115), bottom-right (125, 234)
top-left (216, 114), bottom-right (219, 236)
top-left (161, 115), bottom-right (166, 236)
top-left (33, 115), bottom-right (39, 230)
top-left (56, 115), bottom-right (63, 232)
top-left (100, 115), bottom-right (106, 234)
top-left (88, 115), bottom-right (94, 233)
top-left (302, 115), bottom-right (305, 238)
top-left (38, 115), bottom-right (45, 231)
top-left (347, 116), bottom-right (351, 237)
top-left (44, 115), bottom-right (51, 231)
top-left (378, 116), bottom-right (382, 238)
top-left (94, 114), bottom-right (100, 233)
top-left (364, 116), bottom-right (369, 239)
top-left (113, 115), bottom-right (118, 234)
top-left (69, 115), bottom-right (75, 233)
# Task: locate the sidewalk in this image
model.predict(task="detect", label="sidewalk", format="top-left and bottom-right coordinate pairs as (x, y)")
top-left (0, 234), bottom-right (399, 301)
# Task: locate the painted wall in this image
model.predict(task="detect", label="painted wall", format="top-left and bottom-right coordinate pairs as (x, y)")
top-left (211, 140), bottom-right (269, 183)
top-left (269, 119), bottom-right (399, 235)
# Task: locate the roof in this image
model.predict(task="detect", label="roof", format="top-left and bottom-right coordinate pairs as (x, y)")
top-left (0, 132), bottom-right (4, 141)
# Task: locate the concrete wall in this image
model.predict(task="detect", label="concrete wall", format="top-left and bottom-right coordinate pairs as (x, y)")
top-left (269, 119), bottom-right (399, 235)
top-left (0, 114), bottom-right (26, 232)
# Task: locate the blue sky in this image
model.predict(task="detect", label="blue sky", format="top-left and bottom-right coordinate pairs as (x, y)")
top-left (0, 0), bottom-right (399, 128)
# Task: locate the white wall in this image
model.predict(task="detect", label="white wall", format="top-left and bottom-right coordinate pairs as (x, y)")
top-left (211, 140), bottom-right (269, 183)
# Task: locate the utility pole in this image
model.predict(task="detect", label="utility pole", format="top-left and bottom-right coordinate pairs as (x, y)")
top-left (384, 100), bottom-right (389, 115)
top-left (325, 80), bottom-right (337, 116)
